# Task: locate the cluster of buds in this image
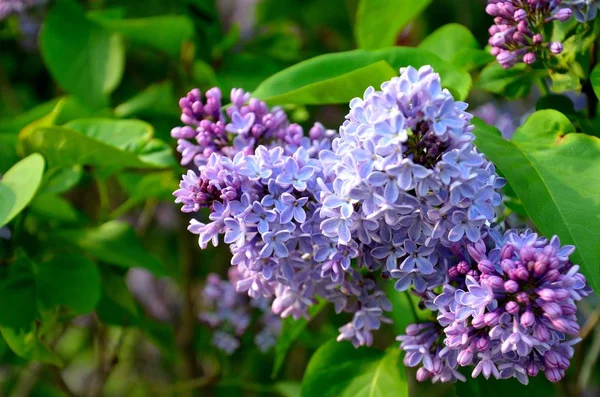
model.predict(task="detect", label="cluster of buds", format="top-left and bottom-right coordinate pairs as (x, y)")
top-left (486, 0), bottom-right (571, 68)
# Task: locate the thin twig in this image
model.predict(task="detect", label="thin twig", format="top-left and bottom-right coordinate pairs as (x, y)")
top-left (404, 291), bottom-right (419, 322)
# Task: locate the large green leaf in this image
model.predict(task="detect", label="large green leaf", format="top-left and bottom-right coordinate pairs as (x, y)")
top-left (20, 126), bottom-right (172, 170)
top-left (53, 220), bottom-right (166, 276)
top-left (455, 373), bottom-right (555, 396)
top-left (418, 23), bottom-right (479, 62)
top-left (0, 153), bottom-right (45, 228)
top-left (65, 118), bottom-right (154, 153)
top-left (40, 0), bottom-right (124, 107)
top-left (36, 255), bottom-right (101, 314)
top-left (476, 63), bottom-right (540, 100)
top-left (301, 340), bottom-right (408, 397)
top-left (355, 0), bottom-right (431, 50)
top-left (253, 47), bottom-right (471, 104)
top-left (272, 300), bottom-right (327, 378)
top-left (473, 111), bottom-right (600, 292)
top-left (93, 16), bottom-right (194, 57)
top-left (31, 194), bottom-right (82, 224)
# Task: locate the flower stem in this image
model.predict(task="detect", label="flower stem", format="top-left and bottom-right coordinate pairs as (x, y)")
top-left (404, 291), bottom-right (419, 322)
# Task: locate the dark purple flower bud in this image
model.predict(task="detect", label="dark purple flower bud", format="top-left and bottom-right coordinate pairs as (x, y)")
top-left (457, 349), bottom-right (474, 366)
top-left (517, 20), bottom-right (529, 33)
top-left (533, 34), bottom-right (543, 44)
top-left (542, 302), bottom-right (562, 318)
top-left (476, 337), bottom-right (489, 351)
top-left (501, 259), bottom-right (516, 273)
top-left (468, 242), bottom-right (487, 262)
top-left (504, 280), bottom-right (519, 294)
top-left (467, 269), bottom-right (479, 280)
top-left (516, 292), bottom-right (529, 305)
top-left (491, 32), bottom-right (507, 47)
top-left (544, 351), bottom-right (560, 368)
top-left (550, 42), bottom-right (564, 54)
top-left (545, 269), bottom-right (561, 282)
top-left (527, 360), bottom-right (539, 377)
top-left (497, 50), bottom-right (517, 68)
top-left (533, 258), bottom-right (548, 276)
top-left (521, 310), bottom-right (535, 327)
top-left (416, 367), bottom-right (432, 382)
top-left (515, 266), bottom-right (529, 281)
top-left (523, 52), bottom-right (536, 64)
top-left (538, 288), bottom-right (555, 301)
top-left (486, 3), bottom-right (500, 16)
top-left (500, 244), bottom-right (514, 260)
top-left (486, 275), bottom-right (505, 290)
top-left (448, 266), bottom-right (459, 279)
top-left (472, 314), bottom-right (486, 329)
top-left (478, 259), bottom-right (495, 274)
top-left (457, 261), bottom-right (470, 274)
top-left (553, 8), bottom-right (572, 22)
top-left (560, 304), bottom-right (576, 316)
top-left (519, 246), bottom-right (535, 262)
top-left (514, 9), bottom-right (527, 21)
top-left (534, 323), bottom-right (551, 341)
top-left (545, 368), bottom-right (564, 382)
top-left (484, 312), bottom-right (500, 326)
top-left (505, 300), bottom-right (520, 314)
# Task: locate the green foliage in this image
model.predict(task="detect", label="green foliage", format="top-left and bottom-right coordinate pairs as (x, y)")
top-left (476, 63), bottom-right (539, 99)
top-left (0, 154), bottom-right (45, 228)
top-left (473, 112), bottom-right (600, 293)
top-left (36, 255), bottom-right (101, 314)
top-left (40, 0), bottom-right (125, 107)
top-left (355, 0), bottom-right (431, 49)
top-left (253, 47), bottom-right (472, 104)
top-left (301, 340), bottom-right (408, 397)
top-left (53, 221), bottom-right (166, 276)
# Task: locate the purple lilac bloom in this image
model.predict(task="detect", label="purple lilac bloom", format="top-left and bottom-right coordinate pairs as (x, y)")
top-left (486, 0), bottom-right (572, 68)
top-left (318, 66), bottom-right (504, 294)
top-left (563, 0), bottom-right (599, 21)
top-left (398, 228), bottom-right (591, 384)
top-left (174, 86), bottom-right (391, 347)
top-left (199, 268), bottom-right (281, 354)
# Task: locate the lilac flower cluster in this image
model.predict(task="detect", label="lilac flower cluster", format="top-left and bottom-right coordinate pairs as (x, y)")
top-left (398, 228), bottom-right (591, 384)
top-left (174, 87), bottom-right (392, 347)
top-left (199, 268), bottom-right (281, 354)
top-left (319, 66), bottom-right (504, 294)
top-left (486, 0), bottom-right (572, 68)
top-left (563, 0), bottom-right (599, 21)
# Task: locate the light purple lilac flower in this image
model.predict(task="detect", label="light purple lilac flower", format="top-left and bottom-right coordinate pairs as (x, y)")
top-left (563, 0), bottom-right (599, 21)
top-left (398, 228), bottom-right (591, 384)
top-left (318, 66), bottom-right (504, 293)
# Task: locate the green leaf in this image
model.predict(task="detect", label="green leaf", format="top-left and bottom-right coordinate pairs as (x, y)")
top-left (355, 0), bottom-right (431, 50)
top-left (535, 95), bottom-right (576, 114)
top-left (0, 99), bottom-right (60, 134)
top-left (65, 118), bottom-right (153, 153)
top-left (253, 47), bottom-right (471, 104)
top-left (450, 49), bottom-right (494, 72)
top-left (473, 112), bottom-right (600, 292)
top-left (272, 299), bottom-right (327, 378)
top-left (40, 166), bottom-right (83, 195)
top-left (95, 267), bottom-right (139, 325)
top-left (419, 24), bottom-right (479, 62)
top-left (113, 171), bottom-right (179, 217)
top-left (93, 16), bottom-right (194, 57)
top-left (36, 255), bottom-right (101, 314)
top-left (1, 327), bottom-right (62, 366)
top-left (30, 194), bottom-right (82, 224)
top-left (114, 82), bottom-right (179, 118)
top-left (549, 70), bottom-right (582, 93)
top-left (476, 63), bottom-right (538, 100)
top-left (54, 220), bottom-right (166, 276)
top-left (40, 0), bottom-right (125, 107)
top-left (0, 153), bottom-right (45, 227)
top-left (0, 254), bottom-right (37, 330)
top-left (301, 341), bottom-right (408, 397)
top-left (20, 126), bottom-right (171, 170)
